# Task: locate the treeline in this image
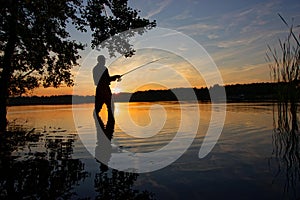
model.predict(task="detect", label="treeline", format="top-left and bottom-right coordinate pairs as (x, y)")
top-left (9, 95), bottom-right (94, 106)
top-left (129, 82), bottom-right (279, 102)
top-left (225, 82), bottom-right (278, 101)
top-left (8, 82), bottom-right (288, 106)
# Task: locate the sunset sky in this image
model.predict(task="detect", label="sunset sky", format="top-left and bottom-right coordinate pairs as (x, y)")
top-left (33, 0), bottom-right (300, 96)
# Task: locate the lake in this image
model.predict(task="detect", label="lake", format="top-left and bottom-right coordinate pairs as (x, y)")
top-left (2, 102), bottom-right (300, 199)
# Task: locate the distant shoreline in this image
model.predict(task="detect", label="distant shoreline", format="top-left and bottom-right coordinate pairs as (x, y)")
top-left (8, 82), bottom-right (295, 106)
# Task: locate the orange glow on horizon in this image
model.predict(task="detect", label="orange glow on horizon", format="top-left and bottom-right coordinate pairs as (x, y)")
top-left (28, 61), bottom-right (271, 97)
top-left (131, 83), bottom-right (169, 92)
top-left (30, 86), bottom-right (74, 97)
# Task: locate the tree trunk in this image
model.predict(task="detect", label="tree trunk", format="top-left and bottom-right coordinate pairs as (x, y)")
top-left (0, 41), bottom-right (15, 132)
top-left (0, 81), bottom-right (9, 132)
top-left (0, 1), bottom-right (17, 132)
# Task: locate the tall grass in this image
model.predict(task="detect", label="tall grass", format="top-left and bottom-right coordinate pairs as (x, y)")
top-left (266, 14), bottom-right (300, 132)
top-left (267, 14), bottom-right (300, 198)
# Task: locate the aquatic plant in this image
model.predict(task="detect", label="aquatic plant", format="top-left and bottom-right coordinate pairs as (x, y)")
top-left (266, 14), bottom-right (299, 133)
top-left (267, 14), bottom-right (300, 199)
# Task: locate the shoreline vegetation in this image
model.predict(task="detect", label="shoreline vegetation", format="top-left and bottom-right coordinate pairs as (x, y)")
top-left (8, 82), bottom-right (299, 106)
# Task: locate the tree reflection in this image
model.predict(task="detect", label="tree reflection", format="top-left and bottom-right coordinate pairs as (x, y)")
top-left (270, 102), bottom-right (300, 198)
top-left (0, 127), bottom-right (88, 199)
top-left (0, 114), bottom-right (156, 199)
top-left (93, 110), bottom-right (155, 200)
top-left (0, 158), bottom-right (87, 199)
top-left (95, 169), bottom-right (154, 200)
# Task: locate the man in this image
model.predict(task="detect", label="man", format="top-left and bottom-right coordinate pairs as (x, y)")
top-left (93, 55), bottom-right (121, 121)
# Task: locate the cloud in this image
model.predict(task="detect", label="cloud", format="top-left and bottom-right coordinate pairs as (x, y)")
top-left (217, 40), bottom-right (247, 48)
top-left (145, 0), bottom-right (172, 18)
top-left (207, 34), bottom-right (219, 39)
top-left (171, 9), bottom-right (192, 21)
top-left (220, 62), bottom-right (271, 85)
top-left (216, 33), bottom-right (265, 48)
top-left (237, 8), bottom-right (254, 18)
top-left (220, 0), bottom-right (281, 33)
top-left (176, 23), bottom-right (220, 36)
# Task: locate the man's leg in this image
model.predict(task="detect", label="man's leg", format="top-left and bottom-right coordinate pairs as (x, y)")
top-left (106, 96), bottom-right (115, 122)
top-left (95, 86), bottom-right (104, 115)
top-left (95, 99), bottom-right (104, 116)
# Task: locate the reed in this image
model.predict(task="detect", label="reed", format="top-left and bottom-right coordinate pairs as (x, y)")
top-left (266, 14), bottom-right (300, 132)
top-left (267, 14), bottom-right (300, 198)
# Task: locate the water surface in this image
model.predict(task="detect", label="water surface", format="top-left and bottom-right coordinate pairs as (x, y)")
top-left (3, 102), bottom-right (300, 199)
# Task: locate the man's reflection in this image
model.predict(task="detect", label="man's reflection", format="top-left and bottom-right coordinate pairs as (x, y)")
top-left (94, 110), bottom-right (115, 172)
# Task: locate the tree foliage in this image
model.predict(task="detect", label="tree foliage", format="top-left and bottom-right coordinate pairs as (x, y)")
top-left (0, 0), bottom-right (156, 130)
top-left (0, 0), bottom-right (155, 96)
top-left (0, 0), bottom-right (85, 95)
top-left (84, 0), bottom-right (156, 57)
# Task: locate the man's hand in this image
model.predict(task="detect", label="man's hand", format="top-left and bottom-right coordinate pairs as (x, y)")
top-left (111, 75), bottom-right (122, 82)
top-left (116, 75), bottom-right (122, 82)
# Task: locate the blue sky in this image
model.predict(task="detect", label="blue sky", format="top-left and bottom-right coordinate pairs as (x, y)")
top-left (129, 0), bottom-right (299, 78)
top-left (34, 0), bottom-right (300, 95)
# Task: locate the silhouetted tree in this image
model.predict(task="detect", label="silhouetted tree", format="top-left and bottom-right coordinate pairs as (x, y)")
top-left (0, 0), bottom-right (156, 131)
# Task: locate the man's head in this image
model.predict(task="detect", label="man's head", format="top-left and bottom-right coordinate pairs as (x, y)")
top-left (97, 55), bottom-right (106, 65)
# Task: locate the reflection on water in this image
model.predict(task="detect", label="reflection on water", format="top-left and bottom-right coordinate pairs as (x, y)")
top-left (93, 111), bottom-right (155, 199)
top-left (93, 109), bottom-right (155, 199)
top-left (94, 169), bottom-right (154, 199)
top-left (3, 103), bottom-right (300, 199)
top-left (113, 102), bottom-right (200, 153)
top-left (0, 128), bottom-right (88, 199)
top-left (94, 109), bottom-right (115, 172)
top-left (269, 102), bottom-right (300, 199)
top-left (2, 105), bottom-right (154, 199)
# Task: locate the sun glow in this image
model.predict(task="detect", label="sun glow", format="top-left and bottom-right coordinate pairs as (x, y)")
top-left (112, 87), bottom-right (121, 94)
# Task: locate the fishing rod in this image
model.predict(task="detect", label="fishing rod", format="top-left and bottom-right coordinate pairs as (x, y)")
top-left (117, 57), bottom-right (167, 82)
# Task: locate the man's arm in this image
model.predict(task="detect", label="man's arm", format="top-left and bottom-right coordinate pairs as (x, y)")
top-left (110, 75), bottom-right (121, 82)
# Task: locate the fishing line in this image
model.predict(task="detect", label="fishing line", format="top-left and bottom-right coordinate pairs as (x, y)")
top-left (117, 57), bottom-right (167, 82)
